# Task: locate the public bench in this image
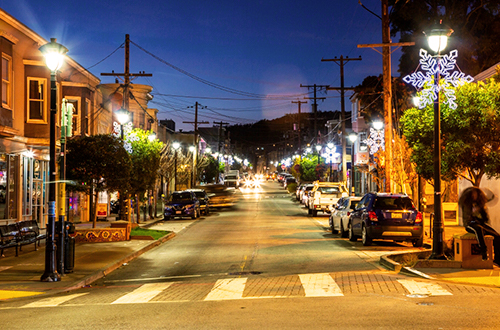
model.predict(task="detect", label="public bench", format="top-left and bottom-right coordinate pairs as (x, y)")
top-left (0, 220), bottom-right (45, 257)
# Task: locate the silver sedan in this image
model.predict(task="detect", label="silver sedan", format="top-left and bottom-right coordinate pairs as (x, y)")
top-left (329, 196), bottom-right (362, 237)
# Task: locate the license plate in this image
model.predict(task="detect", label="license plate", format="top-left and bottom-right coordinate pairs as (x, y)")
top-left (176, 211), bottom-right (182, 214)
top-left (391, 213), bottom-right (402, 218)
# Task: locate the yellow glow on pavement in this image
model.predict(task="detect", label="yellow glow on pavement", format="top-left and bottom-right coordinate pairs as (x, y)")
top-left (0, 290), bottom-right (44, 300)
top-left (440, 277), bottom-right (500, 286)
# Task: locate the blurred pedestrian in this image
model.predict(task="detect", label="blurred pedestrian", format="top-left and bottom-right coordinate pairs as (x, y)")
top-left (458, 187), bottom-right (500, 264)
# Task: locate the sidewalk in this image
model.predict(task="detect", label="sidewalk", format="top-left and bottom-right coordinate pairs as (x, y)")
top-left (383, 214), bottom-right (500, 287)
top-left (0, 217), bottom-right (177, 301)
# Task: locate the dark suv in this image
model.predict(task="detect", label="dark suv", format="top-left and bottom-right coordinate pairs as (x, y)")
top-left (164, 191), bottom-right (201, 220)
top-left (348, 193), bottom-right (423, 247)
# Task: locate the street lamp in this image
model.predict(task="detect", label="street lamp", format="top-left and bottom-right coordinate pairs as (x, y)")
top-left (173, 142), bottom-right (181, 191)
top-left (39, 38), bottom-right (68, 282)
top-left (425, 22), bottom-right (453, 260)
top-left (348, 133), bottom-right (358, 196)
top-left (115, 108), bottom-right (130, 139)
top-left (372, 120), bottom-right (384, 131)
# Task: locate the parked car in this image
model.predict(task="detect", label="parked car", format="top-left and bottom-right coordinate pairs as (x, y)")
top-left (348, 192), bottom-right (424, 247)
top-left (329, 196), bottom-right (362, 237)
top-left (300, 184), bottom-right (314, 204)
top-left (308, 181), bottom-right (348, 216)
top-left (200, 184), bottom-right (237, 208)
top-left (164, 191), bottom-right (201, 220)
top-left (186, 189), bottom-right (210, 215)
top-left (284, 177), bottom-right (296, 190)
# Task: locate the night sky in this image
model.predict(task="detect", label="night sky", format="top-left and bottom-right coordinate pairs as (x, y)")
top-left (0, 0), bottom-right (403, 131)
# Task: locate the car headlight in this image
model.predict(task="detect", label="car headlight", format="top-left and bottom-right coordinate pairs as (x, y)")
top-left (185, 204), bottom-right (194, 209)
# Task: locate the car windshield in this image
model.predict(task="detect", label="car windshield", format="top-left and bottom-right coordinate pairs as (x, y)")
top-left (171, 192), bottom-right (193, 202)
top-left (374, 197), bottom-right (415, 210)
top-left (193, 192), bottom-right (205, 198)
top-left (318, 187), bottom-right (341, 196)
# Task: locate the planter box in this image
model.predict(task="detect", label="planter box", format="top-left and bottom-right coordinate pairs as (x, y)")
top-left (74, 227), bottom-right (127, 243)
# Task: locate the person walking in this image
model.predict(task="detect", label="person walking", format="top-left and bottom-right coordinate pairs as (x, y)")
top-left (458, 187), bottom-right (500, 265)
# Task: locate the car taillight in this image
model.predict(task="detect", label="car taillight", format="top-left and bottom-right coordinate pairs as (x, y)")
top-left (415, 212), bottom-right (423, 223)
top-left (368, 211), bottom-right (378, 222)
top-left (347, 212), bottom-right (351, 216)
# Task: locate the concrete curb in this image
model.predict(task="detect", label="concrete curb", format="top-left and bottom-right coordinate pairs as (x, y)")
top-left (379, 250), bottom-right (434, 279)
top-left (64, 232), bottom-right (176, 292)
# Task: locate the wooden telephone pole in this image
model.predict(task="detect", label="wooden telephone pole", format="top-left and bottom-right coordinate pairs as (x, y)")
top-left (322, 56), bottom-right (361, 184)
top-left (184, 102), bottom-right (209, 187)
top-left (292, 100), bottom-right (307, 156)
top-left (101, 34), bottom-right (152, 221)
top-left (357, 0), bottom-right (414, 192)
top-left (300, 84), bottom-right (329, 143)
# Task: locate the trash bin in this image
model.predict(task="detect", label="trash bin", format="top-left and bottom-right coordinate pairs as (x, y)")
top-left (56, 221), bottom-right (75, 273)
top-left (65, 222), bottom-right (75, 273)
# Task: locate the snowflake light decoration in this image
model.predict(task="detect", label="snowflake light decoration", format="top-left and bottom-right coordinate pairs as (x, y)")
top-left (403, 49), bottom-right (473, 110)
top-left (322, 146), bottom-right (340, 164)
top-left (364, 127), bottom-right (384, 155)
top-left (113, 121), bottom-right (134, 153)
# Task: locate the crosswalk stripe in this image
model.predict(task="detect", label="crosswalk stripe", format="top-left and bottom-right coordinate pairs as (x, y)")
top-left (299, 273), bottom-right (343, 297)
top-left (397, 279), bottom-right (452, 296)
top-left (111, 283), bottom-right (174, 304)
top-left (22, 293), bottom-right (88, 308)
top-left (0, 266), bottom-right (13, 272)
top-left (205, 278), bottom-right (247, 301)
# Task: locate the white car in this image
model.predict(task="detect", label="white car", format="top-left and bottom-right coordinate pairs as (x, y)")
top-left (300, 184), bottom-right (314, 204)
top-left (329, 196), bottom-right (362, 237)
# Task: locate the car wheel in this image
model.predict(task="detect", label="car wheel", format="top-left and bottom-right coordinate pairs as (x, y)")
top-left (331, 219), bottom-right (338, 234)
top-left (340, 219), bottom-right (348, 238)
top-left (165, 216), bottom-right (170, 220)
top-left (362, 225), bottom-right (372, 246)
top-left (308, 207), bottom-right (312, 215)
top-left (312, 209), bottom-right (318, 217)
top-left (348, 222), bottom-right (357, 242)
top-left (412, 237), bottom-right (424, 247)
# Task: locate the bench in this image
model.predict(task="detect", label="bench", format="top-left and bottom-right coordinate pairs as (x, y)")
top-left (0, 221), bottom-right (45, 257)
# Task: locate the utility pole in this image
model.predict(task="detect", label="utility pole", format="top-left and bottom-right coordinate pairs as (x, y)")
top-left (322, 55), bottom-right (361, 184)
top-left (101, 34), bottom-right (152, 221)
top-left (292, 100), bottom-right (307, 156)
top-left (300, 84), bottom-right (329, 143)
top-left (358, 0), bottom-right (414, 192)
top-left (214, 121), bottom-right (229, 183)
top-left (184, 102), bottom-right (209, 187)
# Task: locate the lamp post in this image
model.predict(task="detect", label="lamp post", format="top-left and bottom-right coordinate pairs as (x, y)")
top-left (327, 143), bottom-right (334, 182)
top-left (115, 108), bottom-right (130, 221)
top-left (189, 145), bottom-right (195, 188)
top-left (425, 22), bottom-right (453, 260)
top-left (39, 38), bottom-right (68, 282)
top-left (173, 142), bottom-right (181, 191)
top-left (348, 133), bottom-right (358, 196)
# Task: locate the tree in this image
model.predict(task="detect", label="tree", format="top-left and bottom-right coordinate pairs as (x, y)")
top-left (401, 78), bottom-right (500, 187)
top-left (300, 155), bottom-right (320, 182)
top-left (389, 0), bottom-right (500, 76)
top-left (65, 134), bottom-right (131, 227)
top-left (128, 129), bottom-right (163, 223)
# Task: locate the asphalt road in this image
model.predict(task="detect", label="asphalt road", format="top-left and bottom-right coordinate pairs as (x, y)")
top-left (2, 181), bottom-right (500, 329)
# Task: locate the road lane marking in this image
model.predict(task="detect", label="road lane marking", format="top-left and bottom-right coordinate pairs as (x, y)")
top-left (111, 283), bottom-right (174, 304)
top-left (205, 278), bottom-right (247, 300)
top-left (0, 266), bottom-right (13, 272)
top-left (22, 293), bottom-right (88, 308)
top-left (397, 279), bottom-right (452, 296)
top-left (299, 273), bottom-right (343, 297)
